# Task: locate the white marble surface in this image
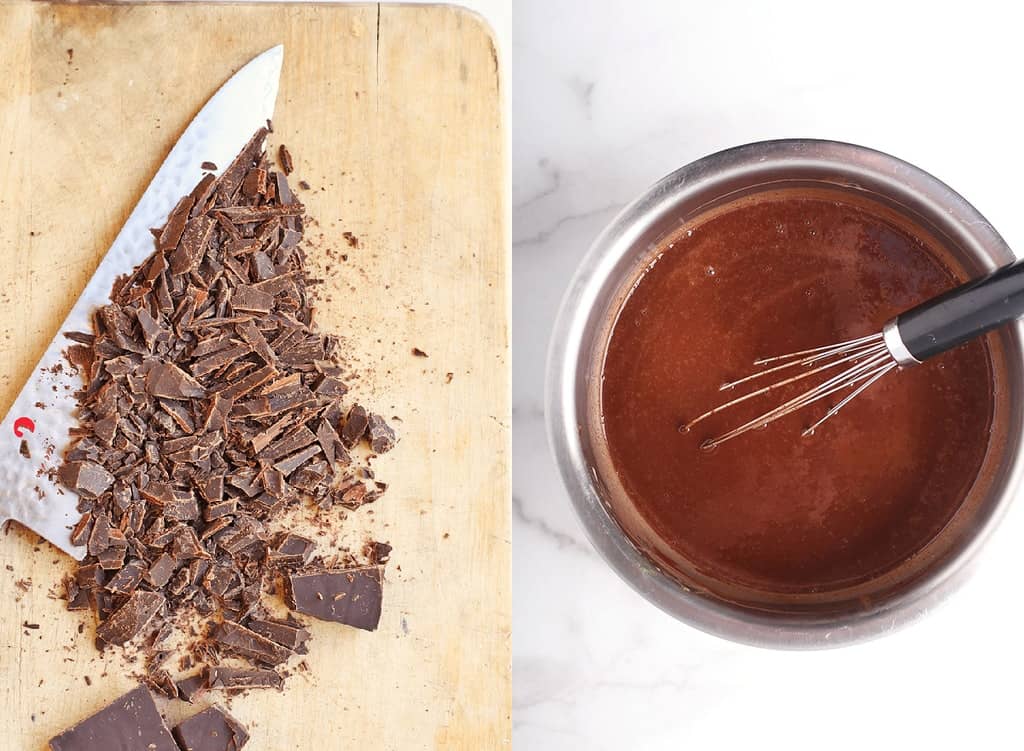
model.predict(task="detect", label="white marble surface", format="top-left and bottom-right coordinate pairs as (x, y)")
top-left (509, 1), bottom-right (1024, 749)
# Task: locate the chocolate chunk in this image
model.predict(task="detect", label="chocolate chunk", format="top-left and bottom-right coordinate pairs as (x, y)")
top-left (278, 144), bottom-right (294, 175)
top-left (158, 195), bottom-right (195, 253)
top-left (169, 215), bottom-right (216, 275)
top-left (273, 444), bottom-right (322, 476)
top-left (87, 513), bottom-right (111, 556)
top-left (106, 560), bottom-right (146, 595)
top-left (367, 413), bottom-right (396, 453)
top-left (216, 127), bottom-right (268, 203)
top-left (173, 705), bottom-right (250, 751)
top-left (69, 513), bottom-right (93, 547)
top-left (241, 166), bottom-right (266, 198)
top-left (96, 590), bottom-right (164, 646)
top-left (207, 665), bottom-right (283, 691)
top-left (76, 563), bottom-right (106, 589)
top-left (59, 461), bottom-right (114, 498)
top-left (341, 405), bottom-right (369, 447)
top-left (211, 620), bottom-right (292, 666)
top-left (267, 533), bottom-right (315, 567)
top-left (147, 362), bottom-right (206, 399)
top-left (201, 161), bottom-right (218, 171)
top-left (176, 671), bottom-right (209, 703)
top-left (48, 685), bottom-right (178, 751)
top-left (97, 545), bottom-right (127, 571)
top-left (366, 540), bottom-right (393, 565)
top-left (231, 284), bottom-right (275, 313)
top-left (146, 553), bottom-right (177, 588)
top-left (58, 129), bottom-right (396, 691)
top-left (246, 618), bottom-right (311, 651)
top-left (285, 566), bottom-right (384, 630)
top-left (314, 376), bottom-right (348, 398)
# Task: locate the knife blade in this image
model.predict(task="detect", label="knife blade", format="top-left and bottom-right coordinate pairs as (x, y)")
top-left (0, 45), bottom-right (284, 559)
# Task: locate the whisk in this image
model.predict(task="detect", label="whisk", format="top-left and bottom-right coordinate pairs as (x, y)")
top-left (686, 257), bottom-right (1024, 448)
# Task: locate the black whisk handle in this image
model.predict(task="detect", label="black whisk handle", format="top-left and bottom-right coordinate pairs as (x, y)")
top-left (891, 257), bottom-right (1024, 364)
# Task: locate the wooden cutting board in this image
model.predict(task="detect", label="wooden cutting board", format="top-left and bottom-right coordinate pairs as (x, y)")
top-left (0, 3), bottom-right (508, 749)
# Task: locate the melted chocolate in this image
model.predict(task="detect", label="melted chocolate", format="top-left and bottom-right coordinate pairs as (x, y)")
top-left (600, 191), bottom-right (996, 593)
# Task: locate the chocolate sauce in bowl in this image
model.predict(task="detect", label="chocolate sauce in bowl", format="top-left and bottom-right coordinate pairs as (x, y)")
top-left (599, 189), bottom-right (997, 595)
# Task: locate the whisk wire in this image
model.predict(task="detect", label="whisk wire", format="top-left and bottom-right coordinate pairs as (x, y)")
top-left (691, 332), bottom-right (897, 449)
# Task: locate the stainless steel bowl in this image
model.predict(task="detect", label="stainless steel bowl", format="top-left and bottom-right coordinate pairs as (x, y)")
top-left (546, 139), bottom-right (1024, 648)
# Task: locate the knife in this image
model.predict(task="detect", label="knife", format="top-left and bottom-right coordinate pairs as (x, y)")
top-left (0, 45), bottom-right (284, 559)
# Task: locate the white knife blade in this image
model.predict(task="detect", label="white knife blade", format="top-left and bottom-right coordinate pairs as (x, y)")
top-left (0, 45), bottom-right (284, 559)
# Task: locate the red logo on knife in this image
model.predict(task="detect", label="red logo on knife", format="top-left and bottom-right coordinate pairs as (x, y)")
top-left (13, 417), bottom-right (35, 437)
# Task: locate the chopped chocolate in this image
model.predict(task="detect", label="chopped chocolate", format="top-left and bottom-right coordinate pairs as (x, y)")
top-left (278, 144), bottom-right (294, 175)
top-left (246, 618), bottom-right (311, 651)
top-left (211, 620), bottom-right (293, 666)
top-left (69, 513), bottom-right (93, 547)
top-left (58, 128), bottom-right (395, 697)
top-left (367, 413), bottom-right (396, 453)
top-left (19, 439), bottom-right (30, 458)
top-left (169, 215), bottom-right (216, 275)
top-left (59, 461), bottom-right (114, 498)
top-left (412, 347), bottom-right (428, 357)
top-left (177, 671), bottom-right (208, 703)
top-left (86, 512), bottom-right (111, 556)
top-left (96, 590), bottom-right (164, 646)
top-left (341, 405), bottom-right (369, 447)
top-left (147, 362), bottom-right (206, 399)
top-left (285, 566), bottom-right (384, 630)
top-left (106, 560), bottom-right (146, 595)
top-left (173, 705), bottom-right (250, 751)
top-left (366, 540), bottom-right (393, 565)
top-left (230, 284), bottom-right (275, 314)
top-left (146, 553), bottom-right (178, 588)
top-left (201, 161), bottom-right (218, 171)
top-left (266, 533), bottom-right (315, 567)
top-left (48, 686), bottom-right (178, 751)
top-left (207, 665), bottom-right (283, 691)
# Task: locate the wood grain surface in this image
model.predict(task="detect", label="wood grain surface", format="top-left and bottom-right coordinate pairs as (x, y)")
top-left (0, 3), bottom-right (509, 748)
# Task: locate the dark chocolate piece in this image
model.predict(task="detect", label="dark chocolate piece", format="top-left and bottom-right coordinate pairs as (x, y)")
top-left (278, 144), bottom-right (294, 175)
top-left (48, 685), bottom-right (177, 751)
top-left (176, 671), bottom-right (209, 703)
top-left (173, 706), bottom-right (250, 751)
top-left (96, 590), bottom-right (164, 646)
top-left (211, 620), bottom-right (292, 665)
top-left (367, 413), bottom-right (396, 453)
top-left (341, 404), bottom-right (369, 447)
top-left (366, 540), bottom-right (393, 565)
top-left (285, 566), bottom-right (384, 630)
top-left (146, 553), bottom-right (177, 588)
top-left (59, 461), bottom-right (114, 498)
top-left (246, 618), bottom-right (311, 651)
top-left (207, 665), bottom-right (283, 690)
top-left (147, 362), bottom-right (206, 399)
top-left (266, 533), bottom-right (315, 567)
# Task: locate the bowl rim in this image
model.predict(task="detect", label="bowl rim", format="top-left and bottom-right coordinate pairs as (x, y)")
top-left (544, 138), bottom-right (1024, 649)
